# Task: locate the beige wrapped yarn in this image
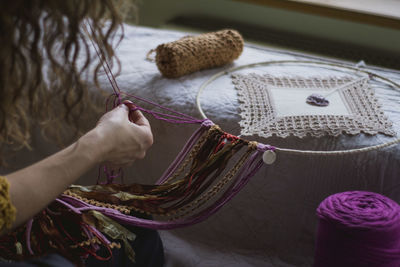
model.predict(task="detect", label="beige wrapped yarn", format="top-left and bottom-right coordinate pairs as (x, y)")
top-left (153, 29), bottom-right (244, 78)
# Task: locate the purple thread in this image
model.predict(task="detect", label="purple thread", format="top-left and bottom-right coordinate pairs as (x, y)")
top-left (86, 224), bottom-right (111, 245)
top-left (133, 106), bottom-right (205, 124)
top-left (46, 207), bottom-right (61, 216)
top-left (26, 219), bottom-right (34, 255)
top-left (257, 143), bottom-right (276, 152)
top-left (86, 23), bottom-right (122, 105)
top-left (87, 22), bottom-right (204, 124)
top-left (314, 191), bottom-right (400, 267)
top-left (54, 198), bottom-right (82, 215)
top-left (156, 120), bottom-right (213, 184)
top-left (97, 166), bottom-right (103, 185)
top-left (82, 224), bottom-right (99, 251)
top-left (105, 94), bottom-right (120, 112)
top-left (120, 91), bottom-right (203, 122)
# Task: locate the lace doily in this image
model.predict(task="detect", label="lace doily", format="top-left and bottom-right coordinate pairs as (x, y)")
top-left (232, 74), bottom-right (395, 138)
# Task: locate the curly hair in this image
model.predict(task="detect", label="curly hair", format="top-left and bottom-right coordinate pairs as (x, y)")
top-left (0, 0), bottom-right (135, 163)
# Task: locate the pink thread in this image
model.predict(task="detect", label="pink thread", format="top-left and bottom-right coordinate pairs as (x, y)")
top-left (86, 224), bottom-right (111, 246)
top-left (54, 198), bottom-right (82, 214)
top-left (85, 23), bottom-right (122, 104)
top-left (120, 91), bottom-right (203, 122)
top-left (97, 166), bottom-right (123, 185)
top-left (157, 120), bottom-right (213, 184)
top-left (26, 218), bottom-right (34, 255)
top-left (257, 143), bottom-right (276, 152)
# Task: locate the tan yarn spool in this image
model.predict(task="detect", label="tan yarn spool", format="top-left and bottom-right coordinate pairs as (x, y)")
top-left (153, 29), bottom-right (244, 78)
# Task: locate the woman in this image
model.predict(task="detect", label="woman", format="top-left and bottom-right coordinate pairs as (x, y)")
top-left (0, 0), bottom-right (164, 266)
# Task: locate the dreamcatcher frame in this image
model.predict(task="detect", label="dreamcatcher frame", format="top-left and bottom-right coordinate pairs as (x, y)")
top-left (196, 60), bottom-right (400, 156)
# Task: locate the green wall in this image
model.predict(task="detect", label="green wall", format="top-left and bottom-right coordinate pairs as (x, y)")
top-left (136, 0), bottom-right (400, 54)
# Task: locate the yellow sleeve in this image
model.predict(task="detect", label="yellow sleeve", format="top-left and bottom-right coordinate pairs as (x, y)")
top-left (0, 176), bottom-right (16, 231)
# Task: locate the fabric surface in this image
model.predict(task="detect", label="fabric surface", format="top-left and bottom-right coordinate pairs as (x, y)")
top-left (1, 25), bottom-right (400, 267)
top-left (314, 191), bottom-right (400, 267)
top-left (0, 176), bottom-right (16, 232)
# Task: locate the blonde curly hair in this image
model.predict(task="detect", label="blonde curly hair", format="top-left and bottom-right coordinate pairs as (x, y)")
top-left (0, 0), bottom-right (135, 163)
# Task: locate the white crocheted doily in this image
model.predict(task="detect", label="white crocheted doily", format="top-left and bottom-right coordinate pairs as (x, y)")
top-left (232, 73), bottom-right (395, 138)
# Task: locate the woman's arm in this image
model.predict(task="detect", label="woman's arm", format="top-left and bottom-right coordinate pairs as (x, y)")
top-left (4, 103), bottom-right (153, 228)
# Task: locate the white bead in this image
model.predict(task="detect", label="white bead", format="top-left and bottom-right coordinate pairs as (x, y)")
top-left (263, 150), bottom-right (276, 165)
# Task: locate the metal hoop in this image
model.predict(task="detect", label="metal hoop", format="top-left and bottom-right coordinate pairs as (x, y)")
top-left (196, 60), bottom-right (400, 156)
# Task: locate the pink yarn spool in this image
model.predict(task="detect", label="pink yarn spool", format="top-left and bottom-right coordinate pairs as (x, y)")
top-left (314, 191), bottom-right (400, 267)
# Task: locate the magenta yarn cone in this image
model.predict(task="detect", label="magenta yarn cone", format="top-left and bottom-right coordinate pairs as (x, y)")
top-left (314, 191), bottom-right (400, 267)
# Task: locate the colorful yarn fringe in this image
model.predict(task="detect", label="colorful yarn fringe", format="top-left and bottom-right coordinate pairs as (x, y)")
top-left (0, 120), bottom-right (272, 264)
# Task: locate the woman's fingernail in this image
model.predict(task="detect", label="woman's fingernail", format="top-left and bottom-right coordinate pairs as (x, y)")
top-left (123, 100), bottom-right (134, 105)
top-left (123, 102), bottom-right (136, 110)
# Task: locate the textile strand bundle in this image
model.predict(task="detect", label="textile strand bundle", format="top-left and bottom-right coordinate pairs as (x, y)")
top-left (0, 120), bottom-right (269, 265)
top-left (314, 191), bottom-right (400, 267)
top-left (154, 29), bottom-right (244, 78)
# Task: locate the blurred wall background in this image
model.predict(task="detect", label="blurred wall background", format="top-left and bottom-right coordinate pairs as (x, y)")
top-left (131, 0), bottom-right (400, 68)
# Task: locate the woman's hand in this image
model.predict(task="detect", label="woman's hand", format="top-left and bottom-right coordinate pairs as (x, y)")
top-left (4, 102), bottom-right (153, 229)
top-left (84, 102), bottom-right (153, 167)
